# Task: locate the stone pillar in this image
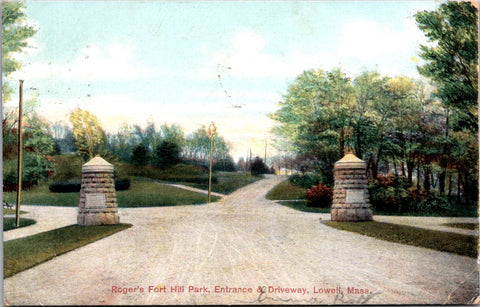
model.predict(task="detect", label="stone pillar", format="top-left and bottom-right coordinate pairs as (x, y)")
top-left (77, 156), bottom-right (120, 226)
top-left (331, 153), bottom-right (373, 222)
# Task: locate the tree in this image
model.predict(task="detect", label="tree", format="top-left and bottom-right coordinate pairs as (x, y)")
top-left (183, 126), bottom-right (231, 165)
top-left (155, 140), bottom-right (181, 168)
top-left (250, 156), bottom-right (269, 176)
top-left (51, 121), bottom-right (76, 154)
top-left (2, 1), bottom-right (37, 100)
top-left (131, 143), bottom-right (148, 166)
top-left (69, 108), bottom-right (106, 160)
top-left (415, 2), bottom-right (478, 132)
top-left (415, 2), bottom-right (478, 204)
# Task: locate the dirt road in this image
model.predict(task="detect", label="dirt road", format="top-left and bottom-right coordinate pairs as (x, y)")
top-left (3, 175), bottom-right (477, 305)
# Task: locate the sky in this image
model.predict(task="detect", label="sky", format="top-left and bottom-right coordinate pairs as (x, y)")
top-left (4, 0), bottom-right (442, 161)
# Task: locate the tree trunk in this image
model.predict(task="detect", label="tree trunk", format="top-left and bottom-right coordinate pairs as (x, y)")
top-left (401, 162), bottom-right (406, 177)
top-left (447, 172), bottom-right (452, 197)
top-left (393, 162), bottom-right (398, 175)
top-left (439, 158), bottom-right (447, 195)
top-left (339, 128), bottom-right (345, 157)
top-left (406, 160), bottom-right (414, 184)
top-left (416, 164), bottom-right (421, 190)
top-left (457, 169), bottom-right (462, 205)
top-left (423, 165), bottom-right (431, 192)
top-left (385, 161), bottom-right (390, 174)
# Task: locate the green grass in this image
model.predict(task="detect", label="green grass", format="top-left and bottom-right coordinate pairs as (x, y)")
top-left (442, 222), bottom-right (479, 230)
top-left (266, 180), bottom-right (307, 200)
top-left (3, 208), bottom-right (28, 215)
top-left (324, 221), bottom-right (478, 258)
top-left (182, 172), bottom-right (262, 194)
top-left (116, 181), bottom-right (219, 207)
top-left (4, 223), bottom-right (132, 278)
top-left (276, 200), bottom-right (330, 213)
top-left (4, 217), bottom-right (36, 231)
top-left (3, 180), bottom-right (219, 207)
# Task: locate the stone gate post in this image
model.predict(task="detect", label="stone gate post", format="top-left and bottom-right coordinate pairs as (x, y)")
top-left (77, 156), bottom-right (120, 226)
top-left (331, 153), bottom-right (373, 222)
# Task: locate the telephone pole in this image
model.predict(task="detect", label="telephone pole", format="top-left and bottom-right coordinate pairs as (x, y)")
top-left (16, 80), bottom-right (24, 227)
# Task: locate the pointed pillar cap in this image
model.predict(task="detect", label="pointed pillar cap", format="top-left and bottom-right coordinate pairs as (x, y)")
top-left (82, 156), bottom-right (114, 172)
top-left (334, 153), bottom-right (365, 169)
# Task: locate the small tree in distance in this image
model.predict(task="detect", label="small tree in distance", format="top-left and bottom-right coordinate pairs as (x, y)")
top-left (250, 156), bottom-right (269, 176)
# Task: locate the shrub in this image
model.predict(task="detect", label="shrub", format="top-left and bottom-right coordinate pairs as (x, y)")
top-left (305, 183), bottom-right (333, 208)
top-left (250, 156), bottom-right (269, 176)
top-left (49, 180), bottom-right (81, 193)
top-left (51, 155), bottom-right (83, 181)
top-left (289, 173), bottom-right (326, 189)
top-left (49, 179), bottom-right (131, 192)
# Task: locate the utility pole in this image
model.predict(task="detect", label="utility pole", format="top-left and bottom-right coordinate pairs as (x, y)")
top-left (207, 122), bottom-right (216, 203)
top-left (16, 80), bottom-right (24, 227)
top-left (264, 139), bottom-right (267, 165)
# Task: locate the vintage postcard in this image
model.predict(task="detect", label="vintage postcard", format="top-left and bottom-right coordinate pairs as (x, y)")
top-left (2, 0), bottom-right (479, 305)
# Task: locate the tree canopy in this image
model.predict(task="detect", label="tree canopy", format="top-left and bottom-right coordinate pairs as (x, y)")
top-left (415, 1), bottom-right (478, 132)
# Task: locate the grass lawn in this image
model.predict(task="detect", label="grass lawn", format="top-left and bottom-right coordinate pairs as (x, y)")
top-left (3, 180), bottom-right (219, 207)
top-left (443, 222), bottom-right (479, 230)
top-left (182, 172), bottom-right (262, 194)
top-left (266, 180), bottom-right (306, 200)
top-left (4, 217), bottom-right (36, 231)
top-left (324, 221), bottom-right (478, 258)
top-left (4, 223), bottom-right (132, 278)
top-left (276, 200), bottom-right (329, 213)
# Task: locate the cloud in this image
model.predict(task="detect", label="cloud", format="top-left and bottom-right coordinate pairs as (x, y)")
top-left (335, 17), bottom-right (428, 76)
top-left (9, 41), bottom-right (157, 82)
top-left (195, 30), bottom-right (338, 81)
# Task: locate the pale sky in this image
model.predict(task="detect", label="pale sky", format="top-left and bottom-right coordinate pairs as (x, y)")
top-left (4, 0), bottom-right (441, 161)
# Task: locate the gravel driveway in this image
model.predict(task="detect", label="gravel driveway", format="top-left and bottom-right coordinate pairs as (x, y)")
top-left (3, 175), bottom-right (478, 305)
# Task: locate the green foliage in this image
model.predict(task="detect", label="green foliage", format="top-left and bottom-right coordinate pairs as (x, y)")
top-left (250, 156), bottom-right (269, 176)
top-left (266, 180), bottom-right (306, 200)
top-left (415, 2), bottom-right (478, 132)
top-left (131, 143), bottom-right (149, 165)
top-left (3, 217), bottom-right (36, 231)
top-left (51, 154), bottom-right (83, 181)
top-left (305, 183), bottom-right (333, 208)
top-left (289, 173), bottom-right (326, 189)
top-left (2, 1), bottom-right (37, 100)
top-left (3, 180), bottom-right (218, 207)
top-left (213, 155), bottom-right (236, 172)
top-left (4, 224), bottom-right (131, 278)
top-left (69, 108), bottom-right (107, 160)
top-left (48, 179), bottom-right (130, 193)
top-left (154, 140), bottom-right (182, 168)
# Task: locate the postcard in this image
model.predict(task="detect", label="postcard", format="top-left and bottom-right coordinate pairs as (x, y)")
top-left (2, 0), bottom-right (479, 305)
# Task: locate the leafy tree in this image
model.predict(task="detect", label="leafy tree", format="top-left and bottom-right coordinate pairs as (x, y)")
top-left (250, 156), bottom-right (269, 176)
top-left (415, 1), bottom-right (478, 132)
top-left (183, 126), bottom-right (230, 164)
top-left (2, 1), bottom-right (37, 100)
top-left (131, 143), bottom-right (148, 166)
top-left (51, 121), bottom-right (76, 154)
top-left (213, 155), bottom-right (236, 172)
top-left (415, 2), bottom-right (478, 204)
top-left (69, 108), bottom-right (106, 160)
top-left (155, 140), bottom-right (181, 168)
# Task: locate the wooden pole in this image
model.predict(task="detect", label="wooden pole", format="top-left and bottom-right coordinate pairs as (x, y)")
top-left (16, 80), bottom-right (24, 227)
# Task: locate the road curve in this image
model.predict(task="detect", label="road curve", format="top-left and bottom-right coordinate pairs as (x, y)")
top-left (4, 175), bottom-right (477, 305)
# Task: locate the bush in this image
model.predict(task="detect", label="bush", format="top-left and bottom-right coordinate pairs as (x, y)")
top-left (289, 173), bottom-right (327, 189)
top-left (51, 155), bottom-right (83, 181)
top-left (49, 179), bottom-right (131, 193)
top-left (305, 183), bottom-right (333, 208)
top-left (368, 174), bottom-right (455, 215)
top-left (49, 180), bottom-right (81, 193)
top-left (114, 179), bottom-right (131, 191)
top-left (250, 156), bottom-right (269, 176)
